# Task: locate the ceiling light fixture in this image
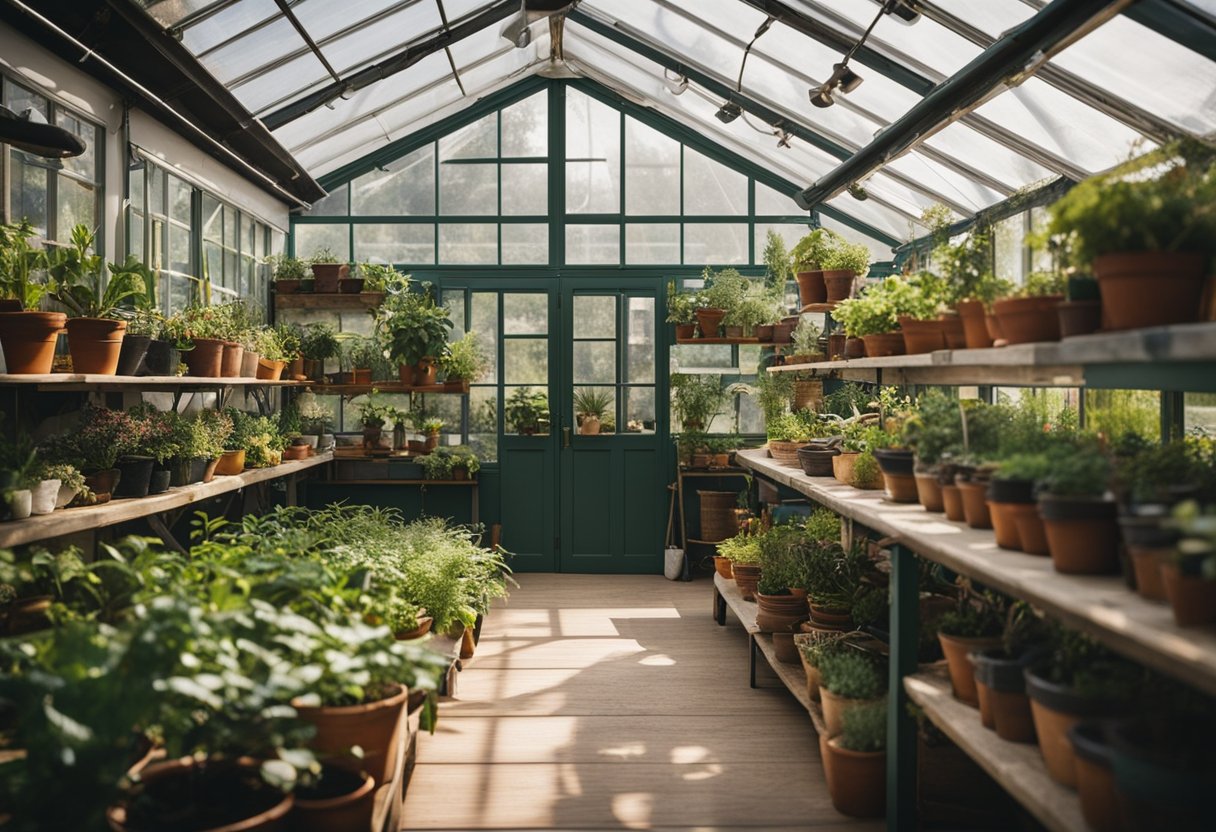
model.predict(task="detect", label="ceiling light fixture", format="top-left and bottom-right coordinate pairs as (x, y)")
top-left (716, 16), bottom-right (774, 127)
top-left (809, 0), bottom-right (911, 108)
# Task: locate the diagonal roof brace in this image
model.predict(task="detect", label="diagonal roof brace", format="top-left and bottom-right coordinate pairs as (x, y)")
top-left (794, 0), bottom-right (1134, 211)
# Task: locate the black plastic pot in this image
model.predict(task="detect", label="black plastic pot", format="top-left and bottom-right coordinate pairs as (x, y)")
top-left (113, 456), bottom-right (155, 498)
top-left (1038, 493), bottom-right (1118, 522)
top-left (148, 468), bottom-right (172, 495)
top-left (1117, 505), bottom-right (1180, 548)
top-left (168, 457), bottom-right (208, 487)
top-left (1024, 666), bottom-right (1131, 718)
top-left (115, 334), bottom-right (151, 376)
top-left (988, 477), bottom-right (1036, 504)
top-left (873, 448), bottom-right (915, 476)
top-left (1070, 720), bottom-right (1114, 768)
top-left (142, 340), bottom-right (180, 376)
top-left (972, 648), bottom-right (1035, 693)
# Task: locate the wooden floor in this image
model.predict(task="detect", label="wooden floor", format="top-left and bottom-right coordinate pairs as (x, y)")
top-left (403, 574), bottom-right (883, 831)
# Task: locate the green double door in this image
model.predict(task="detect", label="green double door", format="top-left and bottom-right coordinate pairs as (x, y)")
top-left (493, 277), bottom-right (666, 573)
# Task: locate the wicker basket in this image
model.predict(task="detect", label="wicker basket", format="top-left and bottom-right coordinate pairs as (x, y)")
top-left (793, 379), bottom-right (824, 412)
top-left (699, 490), bottom-right (739, 542)
top-left (768, 440), bottom-right (804, 464)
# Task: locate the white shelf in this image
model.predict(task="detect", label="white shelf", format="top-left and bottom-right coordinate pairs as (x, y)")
top-left (905, 669), bottom-right (1084, 832)
top-left (0, 453), bottom-right (332, 548)
top-left (735, 448), bottom-right (1216, 697)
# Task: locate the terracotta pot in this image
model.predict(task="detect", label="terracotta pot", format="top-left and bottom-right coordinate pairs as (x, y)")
top-left (185, 337), bottom-right (226, 377)
top-left (288, 357), bottom-right (305, 379)
top-left (754, 323), bottom-right (774, 342)
top-left (955, 478), bottom-right (992, 529)
top-left (956, 300), bottom-right (993, 349)
top-left (795, 270), bottom-right (827, 306)
top-left (116, 334), bottom-right (151, 376)
top-left (214, 449), bottom-right (246, 476)
top-left (396, 615), bottom-right (434, 640)
top-left (723, 324), bottom-right (744, 339)
top-left (202, 457), bottom-right (220, 483)
top-left (351, 368), bottom-right (371, 384)
top-left (808, 604), bottom-right (851, 629)
top-left (939, 314), bottom-right (966, 349)
top-left (0, 311), bottom-right (66, 374)
top-left (674, 323), bottom-right (695, 340)
top-left (772, 321), bottom-right (794, 343)
top-left (914, 472), bottom-right (944, 512)
top-left (985, 312), bottom-right (1004, 344)
top-left (397, 363), bottom-right (415, 385)
top-left (694, 307), bottom-right (726, 338)
top-left (1025, 667), bottom-right (1131, 788)
top-left (822, 270), bottom-right (855, 302)
top-left (767, 440), bottom-right (804, 465)
top-left (1128, 545), bottom-right (1169, 601)
top-left (826, 332), bottom-right (846, 359)
top-left (771, 632), bottom-right (800, 663)
top-left (992, 294), bottom-right (1063, 345)
top-left (713, 555), bottom-right (733, 579)
top-left (239, 350), bottom-right (260, 378)
top-left (220, 342), bottom-right (244, 377)
top-left (256, 358), bottom-right (285, 380)
top-left (938, 632), bottom-right (1002, 706)
top-left (732, 563), bottom-right (761, 601)
top-left (1013, 506), bottom-right (1050, 555)
top-left (1058, 299), bottom-right (1102, 338)
top-left (861, 331), bottom-right (906, 357)
top-left (1038, 495), bottom-right (1119, 574)
top-left (66, 317), bottom-right (126, 375)
top-left (832, 451), bottom-right (857, 486)
top-left (898, 316), bottom-right (947, 354)
top-left (755, 592), bottom-right (809, 633)
top-left (294, 683), bottom-right (407, 784)
top-left (798, 648), bottom-right (822, 701)
top-left (1093, 251), bottom-right (1206, 331)
top-left (338, 277), bottom-right (365, 294)
top-left (291, 766), bottom-right (374, 832)
top-left (415, 358), bottom-right (438, 386)
top-left (302, 358), bottom-right (325, 383)
top-left (1069, 722), bottom-right (1122, 832)
top-left (283, 444), bottom-right (310, 461)
top-left (84, 468), bottom-right (121, 498)
top-left (843, 337), bottom-right (865, 358)
top-left (1161, 561), bottom-right (1216, 627)
top-left (987, 501), bottom-right (1024, 550)
top-left (820, 688), bottom-right (882, 739)
top-left (972, 648), bottom-right (1036, 743)
top-left (106, 757), bottom-right (294, 832)
top-left (311, 262), bottom-right (348, 293)
top-left (941, 484), bottom-right (965, 522)
top-left (883, 472), bottom-right (919, 503)
top-left (820, 734), bottom-right (885, 818)
top-left (275, 279), bottom-right (300, 294)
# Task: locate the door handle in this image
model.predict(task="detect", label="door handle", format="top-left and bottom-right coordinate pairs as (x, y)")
top-left (562, 426), bottom-right (571, 448)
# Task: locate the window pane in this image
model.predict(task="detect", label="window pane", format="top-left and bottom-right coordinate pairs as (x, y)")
top-left (504, 293), bottom-right (547, 335)
top-left (573, 341), bottom-right (615, 384)
top-left (354, 223), bottom-right (435, 264)
top-left (306, 182), bottom-right (349, 216)
top-left (57, 176), bottom-right (95, 235)
top-left (565, 224), bottom-right (618, 265)
top-left (202, 194), bottom-right (222, 242)
top-left (438, 223), bottom-right (496, 264)
top-left (128, 211), bottom-right (144, 259)
top-left (566, 89), bottom-right (620, 213)
top-left (626, 223), bottom-right (679, 264)
top-left (439, 112), bottom-right (497, 160)
top-left (995, 214), bottom-right (1026, 287)
top-left (443, 291), bottom-right (467, 338)
top-left (468, 385), bottom-right (499, 462)
top-left (574, 295), bottom-right (615, 339)
top-left (501, 91), bottom-right (547, 156)
top-left (501, 163), bottom-right (547, 215)
top-left (624, 387), bottom-right (656, 433)
top-left (440, 162), bottom-right (496, 215)
top-left (753, 222), bottom-right (812, 265)
top-left (295, 224), bottom-right (350, 260)
top-left (504, 340), bottom-right (548, 385)
top-left (755, 183), bottom-right (803, 216)
top-left (168, 175), bottom-right (192, 223)
top-left (625, 117), bottom-right (679, 215)
top-left (817, 214), bottom-right (895, 263)
top-left (472, 291), bottom-right (500, 383)
top-left (683, 148), bottom-right (747, 216)
top-left (55, 111), bottom-right (96, 179)
top-left (684, 223), bottom-right (747, 264)
top-left (1185, 392), bottom-right (1216, 435)
top-left (502, 223), bottom-right (547, 265)
top-left (10, 152), bottom-right (48, 236)
top-left (352, 147), bottom-right (434, 215)
top-left (626, 296), bottom-right (655, 384)
top-left (503, 386), bottom-right (548, 435)
top-left (130, 167), bottom-right (145, 212)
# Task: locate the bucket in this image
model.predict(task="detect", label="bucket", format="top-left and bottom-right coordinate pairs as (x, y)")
top-left (664, 547), bottom-right (684, 581)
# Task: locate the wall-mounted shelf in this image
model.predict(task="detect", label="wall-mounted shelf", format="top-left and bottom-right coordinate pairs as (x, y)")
top-left (274, 292), bottom-right (385, 309)
top-left (0, 373), bottom-right (302, 392)
top-left (0, 453), bottom-right (332, 548)
top-left (767, 321), bottom-right (1216, 390)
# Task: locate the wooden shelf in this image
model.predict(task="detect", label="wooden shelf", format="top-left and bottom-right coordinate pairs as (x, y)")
top-left (274, 292), bottom-right (385, 309)
top-left (766, 320), bottom-right (1216, 389)
top-left (905, 668), bottom-right (1084, 832)
top-left (0, 373), bottom-right (301, 391)
top-left (800, 302), bottom-right (839, 313)
top-left (735, 448), bottom-right (1216, 696)
top-left (0, 453), bottom-right (332, 548)
top-left (327, 479), bottom-right (478, 485)
top-left (306, 381), bottom-right (469, 395)
top-left (676, 336), bottom-right (761, 344)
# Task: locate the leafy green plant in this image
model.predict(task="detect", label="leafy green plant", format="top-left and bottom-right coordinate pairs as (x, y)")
top-left (574, 387), bottom-right (614, 421)
top-left (358, 262), bottom-right (406, 292)
top-left (665, 280), bottom-right (698, 325)
top-left (354, 389), bottom-right (395, 428)
top-left (761, 229), bottom-right (791, 293)
top-left (1017, 270), bottom-right (1066, 298)
top-left (821, 239), bottom-right (871, 278)
top-left (818, 649), bottom-right (885, 699)
top-left (832, 276), bottom-right (938, 337)
top-left (852, 450), bottom-right (881, 489)
top-left (938, 599), bottom-right (1004, 639)
top-left (700, 267), bottom-right (749, 313)
top-left (378, 291), bottom-right (453, 366)
top-left (754, 370), bottom-right (796, 423)
top-left (790, 315), bottom-right (822, 355)
top-left (1039, 445), bottom-right (1110, 498)
top-left (716, 532), bottom-right (761, 564)
top-left (805, 507), bottom-right (840, 543)
top-left (994, 452), bottom-right (1053, 483)
top-left (838, 700), bottom-right (887, 752)
top-left (505, 388), bottom-right (549, 434)
top-left (308, 247), bottom-right (340, 265)
top-left (48, 226), bottom-right (147, 318)
top-left (790, 228), bottom-right (841, 271)
top-left (671, 374), bottom-right (729, 430)
top-left (0, 219), bottom-right (52, 307)
top-left (806, 540), bottom-right (867, 610)
top-left (441, 331), bottom-right (489, 382)
top-left (266, 253), bottom-right (308, 281)
top-left (300, 322), bottom-right (340, 361)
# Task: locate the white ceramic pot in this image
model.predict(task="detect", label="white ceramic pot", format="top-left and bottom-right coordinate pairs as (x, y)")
top-left (240, 350), bottom-right (261, 378)
top-left (302, 434), bottom-right (320, 449)
top-left (6, 489), bottom-right (32, 520)
top-left (55, 483), bottom-right (79, 509)
top-left (30, 479), bottom-right (61, 515)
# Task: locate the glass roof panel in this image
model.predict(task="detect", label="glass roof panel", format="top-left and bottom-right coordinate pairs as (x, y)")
top-left (442, 0), bottom-right (500, 19)
top-left (178, 0), bottom-right (280, 55)
top-left (319, 1), bottom-right (446, 77)
top-left (885, 152), bottom-right (1004, 212)
top-left (292, 0), bottom-right (419, 42)
top-left (825, 192), bottom-right (909, 242)
top-left (930, 0), bottom-right (1033, 38)
top-left (922, 122), bottom-right (1054, 188)
top-left (142, 0), bottom-right (232, 29)
top-left (1050, 15), bottom-right (1216, 137)
top-left (196, 15), bottom-right (305, 83)
top-left (227, 54), bottom-right (331, 114)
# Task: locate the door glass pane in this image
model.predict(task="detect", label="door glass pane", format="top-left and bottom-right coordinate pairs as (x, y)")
top-left (503, 293), bottom-right (547, 334)
top-left (573, 341), bottom-right (615, 384)
top-left (626, 297), bottom-right (655, 384)
top-left (471, 292), bottom-right (499, 383)
top-left (505, 340), bottom-right (547, 385)
top-left (504, 386), bottom-right (549, 435)
top-left (624, 387), bottom-right (656, 433)
top-left (574, 295), bottom-right (615, 339)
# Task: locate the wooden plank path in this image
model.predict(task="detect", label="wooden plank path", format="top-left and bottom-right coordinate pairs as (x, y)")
top-left (402, 574), bottom-right (881, 831)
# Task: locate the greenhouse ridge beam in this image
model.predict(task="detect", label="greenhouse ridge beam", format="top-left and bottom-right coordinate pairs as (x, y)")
top-left (260, 0), bottom-right (519, 130)
top-left (794, 0), bottom-right (1134, 211)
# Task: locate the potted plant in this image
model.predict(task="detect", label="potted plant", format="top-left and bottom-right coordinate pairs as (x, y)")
top-left (308, 247), bottom-right (348, 294)
top-left (300, 322), bottom-right (340, 383)
top-left (821, 700), bottom-right (886, 818)
top-left (574, 387), bottom-right (613, 435)
top-left (1045, 144), bottom-right (1216, 332)
top-left (987, 452), bottom-right (1052, 553)
top-left (1036, 443), bottom-right (1118, 574)
top-left (817, 648), bottom-right (885, 737)
top-left (448, 447), bottom-right (480, 480)
top-left (832, 277), bottom-right (929, 357)
top-left (0, 219), bottom-right (65, 375)
top-left (790, 228), bottom-right (839, 307)
top-left (440, 331), bottom-right (489, 389)
top-left (377, 289), bottom-right (453, 385)
top-left (666, 281), bottom-right (698, 340)
top-left (506, 387), bottom-right (549, 435)
top-left (268, 253), bottom-right (308, 294)
top-left (297, 397), bottom-right (335, 453)
top-left (250, 325), bottom-right (288, 380)
top-left (344, 336), bottom-right (380, 385)
top-left (696, 267), bottom-right (748, 338)
top-left (421, 417), bottom-right (444, 452)
top-left (936, 590), bottom-right (1005, 708)
top-left (355, 390), bottom-right (391, 450)
top-left (176, 305), bottom-right (228, 377)
top-left (805, 538), bottom-right (866, 628)
top-left (832, 421), bottom-right (884, 489)
top-left (754, 524), bottom-right (811, 633)
top-left (144, 311), bottom-right (191, 376)
top-left (788, 315), bottom-right (822, 363)
top-left (821, 238), bottom-right (871, 303)
top-left (990, 270), bottom-right (1066, 345)
top-left (115, 307), bottom-right (159, 376)
top-left (1162, 500), bottom-right (1216, 627)
top-left (1056, 272), bottom-right (1102, 338)
top-left (48, 226), bottom-right (146, 375)
top-left (35, 461), bottom-right (84, 510)
top-left (794, 629), bottom-right (849, 701)
top-left (671, 373), bottom-right (728, 432)
top-left (716, 530), bottom-right (761, 600)
top-left (227, 409), bottom-right (286, 468)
